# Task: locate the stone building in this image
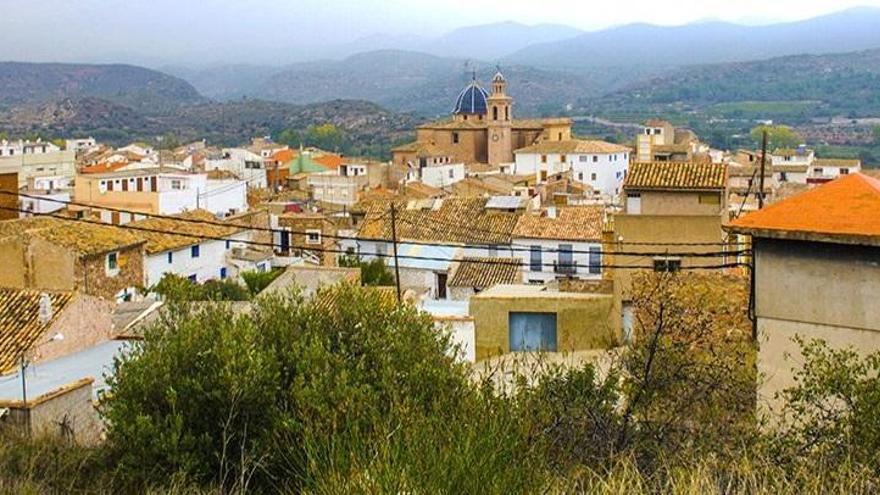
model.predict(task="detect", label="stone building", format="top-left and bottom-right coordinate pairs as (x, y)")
top-left (392, 72), bottom-right (573, 167)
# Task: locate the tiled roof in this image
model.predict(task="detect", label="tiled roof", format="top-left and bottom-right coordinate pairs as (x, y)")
top-left (85, 166), bottom-right (186, 179)
top-left (272, 149), bottom-right (297, 163)
top-left (404, 182), bottom-right (445, 199)
top-left (0, 217), bottom-right (144, 255)
top-left (625, 162), bottom-right (727, 191)
top-left (449, 257), bottom-right (522, 289)
top-left (772, 148), bottom-right (812, 157)
top-left (0, 288), bottom-right (74, 374)
top-left (357, 197), bottom-right (520, 245)
top-left (814, 158), bottom-right (861, 167)
top-left (80, 161), bottom-right (128, 174)
top-left (727, 173), bottom-right (880, 246)
top-left (514, 139), bottom-right (630, 155)
top-left (513, 118), bottom-right (572, 129)
top-left (513, 206), bottom-right (605, 241)
top-left (451, 178), bottom-right (513, 197)
top-left (653, 144), bottom-right (690, 154)
top-left (129, 209), bottom-right (245, 254)
top-left (314, 153), bottom-right (343, 170)
top-left (418, 119), bottom-right (488, 131)
top-left (391, 141), bottom-right (452, 157)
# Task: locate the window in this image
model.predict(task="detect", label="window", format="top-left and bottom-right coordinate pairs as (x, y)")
top-left (448, 168), bottom-right (454, 179)
top-left (557, 244), bottom-right (574, 274)
top-left (592, 156), bottom-right (598, 163)
top-left (813, 167), bottom-right (824, 174)
top-left (452, 132), bottom-right (460, 144)
top-left (653, 258), bottom-right (682, 273)
top-left (167, 252), bottom-right (173, 264)
top-left (225, 240), bottom-right (231, 250)
top-left (579, 155), bottom-right (588, 162)
top-left (557, 132), bottom-right (563, 140)
top-left (588, 247), bottom-right (601, 274)
top-left (530, 245), bottom-right (542, 272)
top-left (188, 274), bottom-right (198, 282)
top-left (698, 193), bottom-right (720, 205)
top-left (171, 179), bottom-right (183, 190)
top-left (578, 172), bottom-right (584, 181)
top-left (191, 245), bottom-right (200, 258)
top-left (509, 312), bottom-right (557, 352)
top-left (493, 106), bottom-right (499, 121)
top-left (306, 229), bottom-right (322, 245)
top-left (560, 155), bottom-right (567, 163)
top-left (841, 168), bottom-right (850, 175)
top-left (220, 267), bottom-right (227, 279)
top-left (541, 155), bottom-right (547, 164)
top-left (626, 193), bottom-right (642, 214)
top-left (590, 173), bottom-right (597, 181)
top-left (106, 252), bottom-right (119, 274)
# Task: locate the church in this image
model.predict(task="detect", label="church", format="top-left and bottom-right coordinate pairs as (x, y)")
top-left (392, 72), bottom-right (573, 167)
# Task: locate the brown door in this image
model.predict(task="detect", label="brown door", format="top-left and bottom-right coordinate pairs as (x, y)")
top-left (136, 177), bottom-right (143, 191)
top-left (121, 179), bottom-right (128, 191)
top-left (111, 211), bottom-right (120, 224)
top-left (107, 180), bottom-right (114, 191)
top-left (150, 176), bottom-right (157, 192)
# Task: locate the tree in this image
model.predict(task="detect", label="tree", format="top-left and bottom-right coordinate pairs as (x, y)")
top-left (873, 125), bottom-right (880, 145)
top-left (276, 128), bottom-right (301, 147)
top-left (750, 125), bottom-right (802, 150)
top-left (240, 269), bottom-right (282, 295)
top-left (305, 123), bottom-right (344, 152)
top-left (149, 273), bottom-right (250, 302)
top-left (339, 255), bottom-right (395, 286)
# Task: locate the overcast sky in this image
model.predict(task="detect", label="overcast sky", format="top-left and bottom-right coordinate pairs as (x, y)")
top-left (2, 0), bottom-right (880, 66)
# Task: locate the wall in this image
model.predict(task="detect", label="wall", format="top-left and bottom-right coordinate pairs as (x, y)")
top-left (28, 237), bottom-right (77, 292)
top-left (145, 231), bottom-right (251, 286)
top-left (420, 163), bottom-right (466, 189)
top-left (434, 318), bottom-right (476, 362)
top-left (0, 150), bottom-right (76, 187)
top-left (74, 177), bottom-right (159, 214)
top-left (635, 190), bottom-right (725, 217)
top-left (75, 245), bottom-right (145, 301)
top-left (571, 153), bottom-right (629, 197)
top-left (612, 214), bottom-right (726, 300)
top-left (0, 379), bottom-right (102, 445)
top-left (0, 172), bottom-right (17, 220)
top-left (32, 295), bottom-right (114, 364)
top-left (470, 291), bottom-right (618, 361)
top-left (201, 180), bottom-right (248, 217)
top-left (513, 238), bottom-right (603, 284)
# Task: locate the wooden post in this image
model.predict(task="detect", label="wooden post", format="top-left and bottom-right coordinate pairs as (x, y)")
top-left (390, 203), bottom-right (402, 303)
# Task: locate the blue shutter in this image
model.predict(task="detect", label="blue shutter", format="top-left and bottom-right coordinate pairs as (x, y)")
top-left (530, 246), bottom-right (542, 272)
top-left (589, 247), bottom-right (602, 274)
top-left (509, 312), bottom-right (557, 352)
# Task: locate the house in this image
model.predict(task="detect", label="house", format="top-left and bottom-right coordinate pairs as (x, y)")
top-left (74, 167), bottom-right (247, 222)
top-left (275, 213), bottom-right (338, 266)
top-left (725, 173), bottom-right (880, 415)
top-left (0, 217), bottom-right (145, 301)
top-left (0, 288), bottom-right (119, 443)
top-left (355, 197), bottom-right (522, 299)
top-left (0, 168), bottom-right (17, 220)
top-left (447, 256), bottom-right (522, 301)
top-left (769, 146), bottom-right (814, 168)
top-left (807, 158), bottom-right (861, 184)
top-left (470, 284), bottom-right (619, 361)
top-left (512, 206), bottom-right (606, 284)
top-left (130, 209), bottom-right (255, 287)
top-left (512, 139), bottom-right (630, 195)
top-left (0, 146), bottom-right (76, 188)
top-left (262, 264), bottom-right (360, 298)
top-left (65, 138), bottom-right (97, 153)
top-left (247, 137), bottom-right (288, 159)
top-left (0, 139), bottom-right (61, 157)
top-left (613, 162), bottom-right (730, 321)
top-left (206, 148), bottom-right (268, 189)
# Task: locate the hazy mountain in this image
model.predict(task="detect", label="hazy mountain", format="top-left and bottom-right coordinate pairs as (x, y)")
top-left (0, 62), bottom-right (205, 113)
top-left (254, 49), bottom-right (599, 117)
top-left (506, 7), bottom-right (880, 69)
top-left (162, 64), bottom-right (285, 101)
top-left (426, 21), bottom-right (583, 60)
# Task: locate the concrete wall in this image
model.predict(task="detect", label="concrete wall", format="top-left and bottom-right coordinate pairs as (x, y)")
top-left (32, 295), bottom-right (114, 364)
top-left (470, 291), bottom-right (618, 361)
top-left (145, 231), bottom-right (251, 286)
top-left (635, 190), bottom-right (726, 217)
top-left (754, 239), bottom-right (880, 414)
top-left (0, 379), bottom-right (102, 445)
top-left (0, 172), bottom-right (17, 220)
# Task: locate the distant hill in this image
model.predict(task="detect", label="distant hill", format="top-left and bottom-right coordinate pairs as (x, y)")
top-left (586, 48), bottom-right (880, 122)
top-left (506, 8), bottom-right (880, 69)
top-left (426, 22), bottom-right (583, 61)
top-left (0, 62), bottom-right (205, 113)
top-left (254, 49), bottom-right (599, 117)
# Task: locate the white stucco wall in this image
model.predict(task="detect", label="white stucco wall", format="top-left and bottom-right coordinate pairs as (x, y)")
top-left (513, 238), bottom-right (603, 284)
top-left (144, 231), bottom-right (252, 287)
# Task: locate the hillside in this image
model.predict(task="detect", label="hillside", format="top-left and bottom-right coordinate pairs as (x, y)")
top-left (254, 50), bottom-right (599, 117)
top-left (586, 48), bottom-right (880, 122)
top-left (0, 62), bottom-right (205, 113)
top-left (506, 8), bottom-right (880, 69)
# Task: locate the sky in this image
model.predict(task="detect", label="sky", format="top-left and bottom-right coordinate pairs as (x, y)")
top-left (2, 0), bottom-right (880, 66)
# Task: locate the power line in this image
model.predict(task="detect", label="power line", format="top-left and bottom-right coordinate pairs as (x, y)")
top-left (0, 205), bottom-right (749, 271)
top-left (0, 191), bottom-right (740, 257)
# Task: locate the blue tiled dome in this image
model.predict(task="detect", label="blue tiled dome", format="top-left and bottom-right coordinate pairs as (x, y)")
top-left (452, 80), bottom-right (489, 115)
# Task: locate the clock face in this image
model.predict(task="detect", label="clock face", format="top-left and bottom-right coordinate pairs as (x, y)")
top-left (492, 133), bottom-right (499, 142)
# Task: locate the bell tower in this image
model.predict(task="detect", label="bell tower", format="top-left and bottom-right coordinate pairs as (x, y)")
top-left (487, 70), bottom-right (513, 166)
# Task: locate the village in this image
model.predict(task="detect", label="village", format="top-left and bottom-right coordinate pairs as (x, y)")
top-left (0, 71), bottom-right (875, 452)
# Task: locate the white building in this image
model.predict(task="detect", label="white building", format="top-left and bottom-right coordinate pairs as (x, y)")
top-left (65, 138), bottom-right (97, 153)
top-left (0, 148), bottom-right (76, 188)
top-left (132, 210), bottom-right (257, 287)
top-left (513, 139), bottom-right (630, 196)
top-left (206, 148), bottom-right (268, 188)
top-left (406, 161), bottom-right (466, 189)
top-left (0, 139), bottom-right (61, 157)
top-left (808, 158), bottom-right (862, 185)
top-left (769, 146), bottom-right (814, 168)
top-left (511, 206), bottom-right (605, 284)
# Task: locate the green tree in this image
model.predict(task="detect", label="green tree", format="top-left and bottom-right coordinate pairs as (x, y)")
top-left (339, 254), bottom-right (395, 286)
top-left (240, 269), bottom-right (282, 295)
top-left (276, 128), bottom-right (301, 147)
top-left (750, 124), bottom-right (803, 150)
top-left (873, 125), bottom-right (880, 145)
top-left (149, 273), bottom-right (249, 302)
top-left (305, 123), bottom-right (344, 152)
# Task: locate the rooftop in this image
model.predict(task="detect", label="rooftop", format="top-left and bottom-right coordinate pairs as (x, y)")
top-left (474, 284), bottom-right (610, 300)
top-left (129, 209), bottom-right (246, 254)
top-left (813, 158), bottom-right (862, 167)
top-left (84, 166), bottom-right (190, 180)
top-left (726, 173), bottom-right (880, 247)
top-left (624, 162), bottom-right (727, 191)
top-left (0, 216), bottom-right (144, 256)
top-left (449, 257), bottom-right (522, 289)
top-left (513, 206), bottom-right (605, 241)
top-left (0, 288), bottom-right (75, 375)
top-left (514, 139), bottom-right (630, 155)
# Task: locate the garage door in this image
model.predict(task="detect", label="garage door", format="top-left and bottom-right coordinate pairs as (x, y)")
top-left (509, 312), bottom-right (557, 352)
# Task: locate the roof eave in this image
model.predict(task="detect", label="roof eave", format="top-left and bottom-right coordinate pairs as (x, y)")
top-left (723, 224), bottom-right (880, 248)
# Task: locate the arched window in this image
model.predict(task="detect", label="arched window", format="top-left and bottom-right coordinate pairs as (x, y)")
top-left (505, 106), bottom-right (510, 121)
top-left (493, 106), bottom-right (498, 121)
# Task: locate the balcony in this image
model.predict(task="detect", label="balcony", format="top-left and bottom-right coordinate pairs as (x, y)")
top-left (553, 260), bottom-right (577, 275)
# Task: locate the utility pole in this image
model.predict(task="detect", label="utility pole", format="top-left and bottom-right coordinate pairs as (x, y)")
top-left (758, 130), bottom-right (768, 210)
top-left (390, 203), bottom-right (402, 303)
top-left (20, 355), bottom-right (29, 435)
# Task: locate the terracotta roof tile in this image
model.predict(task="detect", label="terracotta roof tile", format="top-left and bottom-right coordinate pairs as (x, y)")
top-left (625, 162), bottom-right (727, 191)
top-left (514, 139), bottom-right (630, 155)
top-left (0, 289), bottom-right (74, 374)
top-left (449, 257), bottom-right (522, 289)
top-left (727, 173), bottom-right (880, 246)
top-left (0, 217), bottom-right (144, 255)
top-left (513, 206), bottom-right (605, 241)
top-left (129, 209), bottom-right (245, 254)
top-left (813, 158), bottom-right (861, 168)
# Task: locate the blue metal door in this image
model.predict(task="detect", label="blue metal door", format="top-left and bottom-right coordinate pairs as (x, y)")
top-left (509, 312), bottom-right (557, 352)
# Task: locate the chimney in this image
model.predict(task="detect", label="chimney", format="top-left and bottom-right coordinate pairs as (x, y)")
top-left (38, 293), bottom-right (53, 325)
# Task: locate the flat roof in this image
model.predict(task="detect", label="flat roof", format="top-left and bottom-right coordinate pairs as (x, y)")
top-left (0, 340), bottom-right (128, 402)
top-left (474, 284), bottom-right (609, 300)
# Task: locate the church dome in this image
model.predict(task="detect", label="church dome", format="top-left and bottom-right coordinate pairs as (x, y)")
top-left (452, 80), bottom-right (489, 115)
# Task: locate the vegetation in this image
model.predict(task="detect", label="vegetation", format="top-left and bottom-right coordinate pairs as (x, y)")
top-left (1, 275), bottom-right (878, 493)
top-left (339, 254), bottom-right (396, 286)
top-left (149, 270), bottom-right (283, 302)
top-left (750, 124), bottom-right (803, 150)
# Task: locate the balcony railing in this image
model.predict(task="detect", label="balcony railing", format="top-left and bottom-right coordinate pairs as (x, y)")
top-left (553, 261), bottom-right (577, 275)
